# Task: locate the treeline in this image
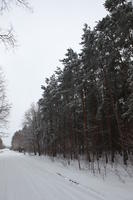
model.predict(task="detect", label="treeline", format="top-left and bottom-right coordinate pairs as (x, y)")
top-left (12, 0), bottom-right (133, 165)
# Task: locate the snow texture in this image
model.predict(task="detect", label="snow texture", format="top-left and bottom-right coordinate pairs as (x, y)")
top-left (0, 149), bottom-right (133, 200)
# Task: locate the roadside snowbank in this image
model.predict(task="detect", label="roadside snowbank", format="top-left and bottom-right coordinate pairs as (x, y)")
top-left (26, 154), bottom-right (133, 200)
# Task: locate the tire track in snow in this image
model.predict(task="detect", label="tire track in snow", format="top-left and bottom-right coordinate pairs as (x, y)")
top-left (56, 172), bottom-right (105, 200)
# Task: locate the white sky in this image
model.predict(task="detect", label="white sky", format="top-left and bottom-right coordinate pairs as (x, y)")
top-left (0, 0), bottom-right (107, 145)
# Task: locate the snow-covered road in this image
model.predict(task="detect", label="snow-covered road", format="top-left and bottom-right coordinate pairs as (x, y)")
top-left (0, 149), bottom-right (133, 200)
top-left (0, 149), bottom-right (103, 200)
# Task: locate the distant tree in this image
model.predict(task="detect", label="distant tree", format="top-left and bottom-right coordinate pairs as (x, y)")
top-left (22, 103), bottom-right (42, 155)
top-left (0, 137), bottom-right (4, 149)
top-left (11, 130), bottom-right (24, 151)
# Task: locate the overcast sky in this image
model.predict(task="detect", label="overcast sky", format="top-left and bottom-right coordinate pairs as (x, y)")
top-left (0, 0), bottom-right (107, 145)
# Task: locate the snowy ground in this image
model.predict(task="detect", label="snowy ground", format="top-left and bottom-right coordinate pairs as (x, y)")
top-left (0, 149), bottom-right (133, 200)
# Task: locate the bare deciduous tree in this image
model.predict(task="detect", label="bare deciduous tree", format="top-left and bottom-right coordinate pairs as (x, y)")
top-left (0, 68), bottom-right (10, 129)
top-left (0, 0), bottom-right (30, 11)
top-left (0, 0), bottom-right (31, 47)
